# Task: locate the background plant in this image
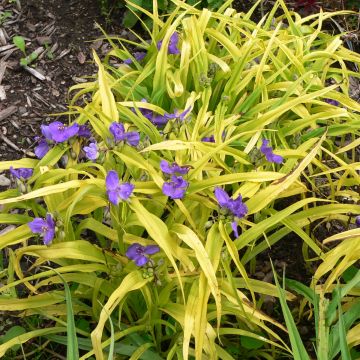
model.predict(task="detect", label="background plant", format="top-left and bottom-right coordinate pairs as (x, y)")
top-left (0, 0), bottom-right (359, 358)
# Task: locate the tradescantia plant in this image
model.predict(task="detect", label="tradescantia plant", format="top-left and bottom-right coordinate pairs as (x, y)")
top-left (0, 0), bottom-right (360, 358)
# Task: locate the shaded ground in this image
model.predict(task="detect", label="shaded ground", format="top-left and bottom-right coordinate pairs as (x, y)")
top-left (0, 0), bottom-right (113, 164)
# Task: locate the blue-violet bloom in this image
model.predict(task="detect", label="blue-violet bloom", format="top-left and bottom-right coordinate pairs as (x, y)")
top-left (160, 160), bottom-right (190, 175)
top-left (162, 175), bottom-right (188, 200)
top-left (10, 166), bottom-right (33, 180)
top-left (34, 138), bottom-right (50, 159)
top-left (83, 142), bottom-right (99, 160)
top-left (260, 139), bottom-right (283, 164)
top-left (109, 122), bottom-right (140, 147)
top-left (214, 187), bottom-right (248, 219)
top-left (41, 121), bottom-right (79, 142)
top-left (78, 124), bottom-right (92, 138)
top-left (106, 170), bottom-right (134, 205)
top-left (28, 214), bottom-right (56, 245)
top-left (126, 243), bottom-right (160, 266)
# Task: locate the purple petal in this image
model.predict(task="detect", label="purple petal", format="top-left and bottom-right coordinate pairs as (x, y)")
top-left (144, 245), bottom-right (160, 255)
top-left (134, 51), bottom-right (146, 61)
top-left (162, 176), bottom-right (188, 199)
top-left (117, 183), bottom-right (135, 200)
top-left (126, 243), bottom-right (143, 260)
top-left (28, 218), bottom-right (47, 234)
top-left (160, 160), bottom-right (173, 174)
top-left (230, 199), bottom-right (248, 219)
top-left (110, 122), bottom-right (126, 142)
top-left (123, 58), bottom-right (132, 65)
top-left (231, 221), bottom-right (239, 238)
top-left (35, 139), bottom-right (50, 159)
top-left (107, 190), bottom-right (120, 205)
top-left (41, 125), bottom-right (53, 140)
top-left (134, 255), bottom-right (149, 266)
top-left (78, 124), bottom-right (92, 138)
top-left (106, 171), bottom-right (119, 191)
top-left (46, 214), bottom-right (55, 229)
top-left (151, 114), bottom-right (169, 127)
top-left (43, 228), bottom-right (55, 245)
top-left (124, 132), bottom-right (140, 147)
top-left (267, 153), bottom-right (283, 164)
top-left (168, 32), bottom-right (180, 55)
top-left (214, 187), bottom-right (230, 207)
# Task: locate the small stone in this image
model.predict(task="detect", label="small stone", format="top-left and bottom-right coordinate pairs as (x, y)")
top-left (18, 106), bottom-right (27, 115)
top-left (0, 174), bottom-right (10, 187)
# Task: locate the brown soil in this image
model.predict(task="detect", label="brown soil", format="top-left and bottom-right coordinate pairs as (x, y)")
top-left (0, 0), bottom-right (112, 162)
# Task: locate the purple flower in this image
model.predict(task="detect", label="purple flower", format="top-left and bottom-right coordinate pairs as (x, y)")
top-left (124, 51), bottom-right (147, 65)
top-left (124, 132), bottom-right (140, 146)
top-left (201, 135), bottom-right (215, 143)
top-left (109, 122), bottom-right (140, 146)
top-left (10, 166), bottom-right (33, 180)
top-left (214, 187), bottom-right (248, 219)
top-left (41, 121), bottom-right (79, 143)
top-left (162, 175), bottom-right (188, 199)
top-left (157, 32), bottom-right (180, 55)
top-left (83, 142), bottom-right (99, 160)
top-left (126, 242), bottom-right (160, 266)
top-left (78, 124), bottom-right (92, 138)
top-left (164, 107), bottom-right (191, 121)
top-left (151, 114), bottom-right (169, 127)
top-left (355, 216), bottom-right (360, 227)
top-left (106, 170), bottom-right (134, 205)
top-left (324, 98), bottom-right (339, 106)
top-left (231, 221), bottom-right (239, 238)
top-left (133, 99), bottom-right (153, 120)
top-left (260, 139), bottom-right (283, 164)
top-left (28, 214), bottom-right (56, 245)
top-left (34, 138), bottom-right (50, 159)
top-left (160, 160), bottom-right (190, 175)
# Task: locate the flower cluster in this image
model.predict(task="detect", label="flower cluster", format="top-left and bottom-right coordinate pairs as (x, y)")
top-left (10, 166), bottom-right (33, 180)
top-left (161, 160), bottom-right (189, 200)
top-left (34, 121), bottom-right (91, 159)
top-left (215, 187), bottom-right (248, 237)
top-left (109, 122), bottom-right (140, 147)
top-left (28, 214), bottom-right (56, 245)
top-left (126, 243), bottom-right (160, 266)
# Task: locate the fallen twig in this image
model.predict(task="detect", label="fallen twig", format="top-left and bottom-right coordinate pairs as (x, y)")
top-left (0, 106), bottom-right (17, 122)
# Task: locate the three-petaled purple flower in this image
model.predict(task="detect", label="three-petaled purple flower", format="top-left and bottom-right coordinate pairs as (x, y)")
top-left (41, 121), bottom-right (79, 143)
top-left (106, 170), bottom-right (134, 205)
top-left (126, 242), bottom-right (160, 266)
top-left (83, 142), bottom-right (99, 160)
top-left (10, 166), bottom-right (33, 180)
top-left (157, 32), bottom-right (180, 55)
top-left (214, 187), bottom-right (248, 238)
top-left (109, 122), bottom-right (140, 147)
top-left (260, 139), bottom-right (283, 164)
top-left (162, 175), bottom-right (188, 199)
top-left (124, 51), bottom-right (147, 65)
top-left (160, 160), bottom-right (190, 176)
top-left (28, 214), bottom-right (56, 245)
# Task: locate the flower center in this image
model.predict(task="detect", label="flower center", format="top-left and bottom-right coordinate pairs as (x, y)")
top-left (41, 225), bottom-right (49, 232)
